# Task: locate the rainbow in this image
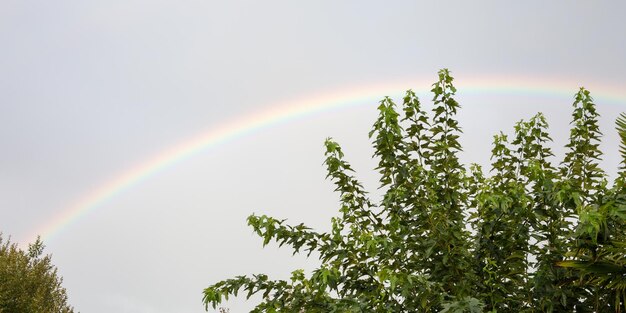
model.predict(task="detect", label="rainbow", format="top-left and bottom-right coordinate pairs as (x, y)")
top-left (30, 74), bottom-right (626, 243)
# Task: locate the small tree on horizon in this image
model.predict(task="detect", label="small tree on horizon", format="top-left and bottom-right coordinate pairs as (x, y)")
top-left (203, 69), bottom-right (626, 312)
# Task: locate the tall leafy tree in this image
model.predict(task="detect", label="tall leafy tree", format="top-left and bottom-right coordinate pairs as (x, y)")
top-left (204, 69), bottom-right (626, 313)
top-left (557, 97), bottom-right (626, 312)
top-left (0, 234), bottom-right (76, 313)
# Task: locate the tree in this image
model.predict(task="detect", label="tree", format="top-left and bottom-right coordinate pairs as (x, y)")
top-left (557, 111), bottom-right (626, 311)
top-left (203, 69), bottom-right (626, 312)
top-left (0, 234), bottom-right (75, 313)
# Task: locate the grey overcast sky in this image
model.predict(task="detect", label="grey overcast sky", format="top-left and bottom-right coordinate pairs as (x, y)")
top-left (1, 1), bottom-right (626, 312)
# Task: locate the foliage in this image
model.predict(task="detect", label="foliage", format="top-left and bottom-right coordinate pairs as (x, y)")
top-left (0, 234), bottom-right (75, 313)
top-left (204, 69), bottom-right (626, 312)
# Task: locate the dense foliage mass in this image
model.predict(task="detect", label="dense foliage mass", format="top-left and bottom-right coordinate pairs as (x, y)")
top-left (204, 69), bottom-right (626, 312)
top-left (0, 234), bottom-right (75, 313)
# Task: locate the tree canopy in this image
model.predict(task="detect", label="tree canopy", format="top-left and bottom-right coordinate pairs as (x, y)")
top-left (0, 234), bottom-right (75, 313)
top-left (204, 69), bottom-right (626, 312)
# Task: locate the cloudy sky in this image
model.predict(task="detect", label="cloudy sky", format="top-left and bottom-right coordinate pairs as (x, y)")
top-left (1, 1), bottom-right (626, 312)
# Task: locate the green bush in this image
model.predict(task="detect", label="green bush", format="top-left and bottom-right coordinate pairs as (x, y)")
top-left (204, 69), bottom-right (626, 312)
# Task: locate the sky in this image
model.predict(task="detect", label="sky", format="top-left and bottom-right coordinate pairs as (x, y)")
top-left (1, 1), bottom-right (626, 312)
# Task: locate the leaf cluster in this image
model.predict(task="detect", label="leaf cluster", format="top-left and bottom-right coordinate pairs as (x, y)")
top-left (204, 69), bottom-right (626, 312)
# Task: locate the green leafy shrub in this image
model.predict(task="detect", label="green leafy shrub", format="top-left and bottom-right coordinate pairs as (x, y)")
top-left (204, 69), bottom-right (626, 312)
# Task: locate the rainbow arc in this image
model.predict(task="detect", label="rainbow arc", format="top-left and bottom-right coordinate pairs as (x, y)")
top-left (31, 75), bottom-right (626, 242)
